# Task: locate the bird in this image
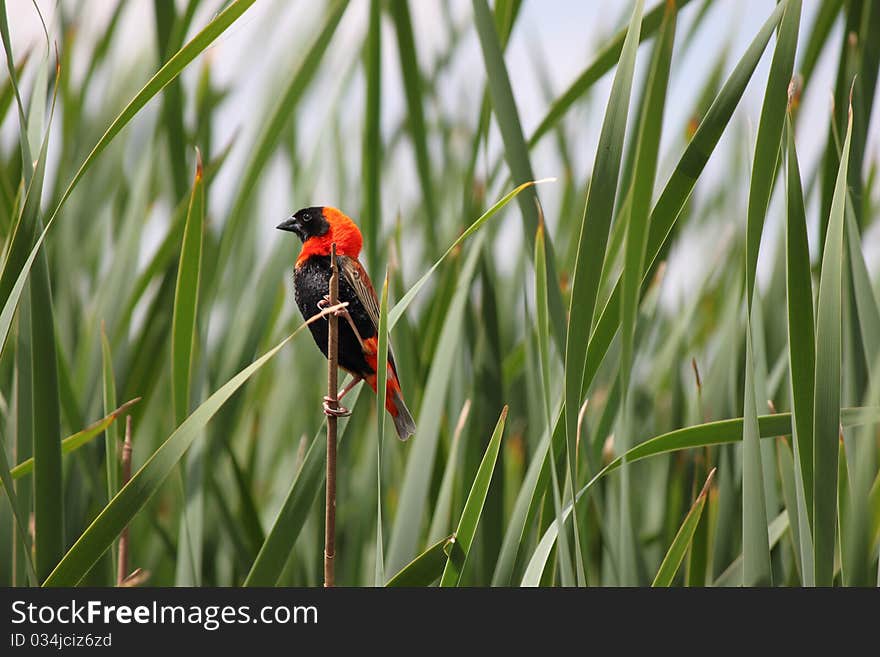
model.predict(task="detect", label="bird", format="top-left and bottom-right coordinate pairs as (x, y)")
top-left (276, 206), bottom-right (416, 441)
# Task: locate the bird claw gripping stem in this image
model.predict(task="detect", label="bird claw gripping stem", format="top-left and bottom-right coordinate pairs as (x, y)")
top-left (322, 396), bottom-right (351, 417)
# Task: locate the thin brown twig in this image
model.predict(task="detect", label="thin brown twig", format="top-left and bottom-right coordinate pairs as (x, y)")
top-left (117, 415), bottom-right (132, 586)
top-left (324, 243), bottom-right (339, 587)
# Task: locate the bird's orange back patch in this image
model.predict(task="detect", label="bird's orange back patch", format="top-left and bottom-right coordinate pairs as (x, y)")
top-left (296, 207), bottom-right (363, 267)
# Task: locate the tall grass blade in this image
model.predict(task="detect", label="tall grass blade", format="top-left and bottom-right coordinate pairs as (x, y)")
top-left (11, 296), bottom-right (33, 584)
top-left (491, 405), bottom-right (558, 586)
top-left (0, 0), bottom-right (258, 377)
top-left (652, 468), bottom-right (715, 587)
top-left (43, 307), bottom-right (345, 586)
top-left (100, 325), bottom-right (119, 541)
top-left (836, 435), bottom-right (851, 583)
top-left (784, 113), bottom-right (816, 537)
top-left (742, 326), bottom-right (772, 585)
top-left (844, 200), bottom-right (880, 370)
top-left (520, 405), bottom-right (878, 581)
top-left (563, 3), bottom-right (643, 586)
top-left (362, 0), bottom-right (382, 271)
top-left (386, 535), bottom-right (454, 587)
top-left (842, 206), bottom-right (880, 585)
top-left (528, 0), bottom-right (696, 147)
top-left (0, 429), bottom-right (37, 582)
top-left (580, 0), bottom-right (789, 401)
top-left (374, 273), bottom-right (390, 586)
top-left (243, 388), bottom-right (362, 587)
top-left (471, 0), bottom-right (566, 350)
top-left (153, 0), bottom-right (189, 201)
top-left (0, 0), bottom-right (33, 180)
top-left (844, 352), bottom-right (880, 585)
top-left (218, 0), bottom-right (347, 272)
top-left (776, 438), bottom-right (803, 579)
top-left (799, 0), bottom-right (843, 88)
top-left (27, 69), bottom-right (63, 584)
top-left (745, 0), bottom-right (800, 307)
top-left (0, 79), bottom-right (53, 323)
top-left (439, 406), bottom-right (507, 586)
top-left (812, 103), bottom-right (851, 586)
top-left (171, 154), bottom-right (206, 586)
top-left (390, 0), bottom-right (436, 240)
top-left (535, 225), bottom-right (575, 586)
top-left (619, 0), bottom-right (675, 586)
top-left (171, 154), bottom-right (205, 425)
top-left (386, 238), bottom-right (484, 574)
top-left (388, 180), bottom-right (551, 330)
top-left (713, 511), bottom-right (790, 586)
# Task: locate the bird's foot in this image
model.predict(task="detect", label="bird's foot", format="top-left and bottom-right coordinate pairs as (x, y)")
top-left (323, 295), bottom-right (349, 318)
top-left (323, 396), bottom-right (351, 417)
top-left (326, 295), bottom-right (351, 319)
top-left (317, 296), bottom-right (349, 319)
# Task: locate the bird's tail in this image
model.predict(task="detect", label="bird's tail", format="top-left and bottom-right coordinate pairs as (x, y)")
top-left (390, 390), bottom-right (416, 441)
top-left (366, 365), bottom-right (416, 441)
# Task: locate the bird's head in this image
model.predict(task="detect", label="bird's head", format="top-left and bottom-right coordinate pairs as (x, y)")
top-left (276, 206), bottom-right (329, 243)
top-left (278, 206), bottom-right (363, 261)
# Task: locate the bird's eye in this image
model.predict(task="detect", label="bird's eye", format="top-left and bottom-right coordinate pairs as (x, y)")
top-left (302, 214), bottom-right (311, 223)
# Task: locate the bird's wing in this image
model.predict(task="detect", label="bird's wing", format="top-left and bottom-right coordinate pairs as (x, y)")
top-left (338, 255), bottom-right (380, 329)
top-left (338, 255), bottom-right (399, 373)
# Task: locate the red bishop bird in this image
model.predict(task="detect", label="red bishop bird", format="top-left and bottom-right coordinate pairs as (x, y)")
top-left (277, 206), bottom-right (416, 441)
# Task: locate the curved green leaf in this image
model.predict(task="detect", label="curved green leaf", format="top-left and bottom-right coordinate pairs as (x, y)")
top-left (522, 405), bottom-right (879, 584)
top-left (439, 406), bottom-right (507, 586)
top-left (386, 534), bottom-right (454, 587)
top-left (48, 0), bottom-right (257, 235)
top-left (387, 179), bottom-right (552, 330)
top-left (10, 399), bottom-right (141, 480)
top-left (43, 305), bottom-right (345, 586)
top-left (652, 468), bottom-right (715, 587)
top-left (0, 0), bottom-right (257, 374)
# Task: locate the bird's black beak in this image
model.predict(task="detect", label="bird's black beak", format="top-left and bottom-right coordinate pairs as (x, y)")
top-left (276, 216), bottom-right (298, 233)
top-left (276, 215), bottom-right (305, 240)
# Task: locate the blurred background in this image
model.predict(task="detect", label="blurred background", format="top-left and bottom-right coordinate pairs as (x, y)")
top-left (2, 0), bottom-right (878, 587)
top-left (10, 1), bottom-right (878, 298)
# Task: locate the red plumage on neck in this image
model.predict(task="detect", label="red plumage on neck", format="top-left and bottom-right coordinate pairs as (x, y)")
top-left (296, 207), bottom-right (363, 267)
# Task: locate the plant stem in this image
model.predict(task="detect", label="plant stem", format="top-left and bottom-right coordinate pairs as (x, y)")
top-left (117, 415), bottom-right (132, 586)
top-left (325, 243), bottom-right (339, 587)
